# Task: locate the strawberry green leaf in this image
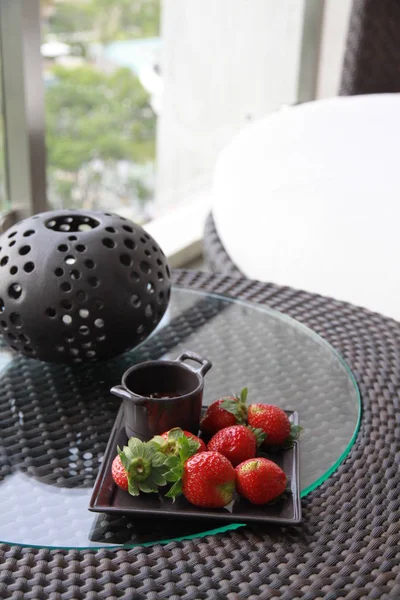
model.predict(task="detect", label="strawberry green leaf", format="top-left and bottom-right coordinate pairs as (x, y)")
top-left (238, 387), bottom-right (248, 404)
top-left (248, 426), bottom-right (266, 447)
top-left (128, 479), bottom-right (140, 496)
top-left (168, 427), bottom-right (185, 441)
top-left (165, 480), bottom-right (183, 500)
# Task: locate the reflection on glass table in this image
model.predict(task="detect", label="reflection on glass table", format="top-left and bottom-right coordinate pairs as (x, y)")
top-left (0, 288), bottom-right (360, 548)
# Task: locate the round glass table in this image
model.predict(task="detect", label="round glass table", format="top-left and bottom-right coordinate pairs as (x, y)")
top-left (0, 288), bottom-right (360, 548)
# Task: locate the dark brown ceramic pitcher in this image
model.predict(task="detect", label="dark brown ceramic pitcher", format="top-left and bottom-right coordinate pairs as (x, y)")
top-left (111, 351), bottom-right (212, 440)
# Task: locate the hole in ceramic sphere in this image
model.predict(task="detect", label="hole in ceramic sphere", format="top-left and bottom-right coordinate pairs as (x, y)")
top-left (10, 266), bottom-right (18, 275)
top-left (58, 244), bottom-right (68, 252)
top-left (104, 213), bottom-right (113, 217)
top-left (77, 290), bottom-right (87, 301)
top-left (152, 246), bottom-right (158, 253)
top-left (70, 269), bottom-right (81, 280)
top-left (145, 304), bottom-right (153, 318)
top-left (79, 308), bottom-right (89, 318)
top-left (19, 245), bottom-right (31, 256)
top-left (88, 276), bottom-right (99, 288)
top-left (9, 241), bottom-right (16, 247)
top-left (54, 267), bottom-right (64, 277)
top-left (94, 318), bottom-right (104, 328)
top-left (122, 225), bottom-right (133, 233)
top-left (86, 350), bottom-right (96, 358)
top-left (167, 288), bottom-right (171, 300)
top-left (105, 227), bottom-right (116, 233)
top-left (144, 250), bottom-right (151, 258)
top-left (8, 283), bottom-right (22, 299)
top-left (19, 334), bottom-right (29, 343)
top-left (137, 324), bottom-right (145, 334)
top-left (158, 291), bottom-right (164, 304)
top-left (166, 265), bottom-right (171, 278)
top-left (61, 281), bottom-right (72, 292)
top-left (0, 320), bottom-right (7, 328)
top-left (8, 332), bottom-right (16, 341)
top-left (146, 282), bottom-right (155, 294)
top-left (23, 262), bottom-right (35, 273)
top-left (56, 345), bottom-right (64, 352)
top-left (82, 341), bottom-right (92, 349)
top-left (0, 300), bottom-right (4, 314)
top-left (156, 258), bottom-right (162, 266)
top-left (68, 235), bottom-right (78, 241)
top-left (46, 215), bottom-right (100, 232)
top-left (24, 346), bottom-right (34, 354)
top-left (10, 313), bottom-right (22, 327)
top-left (23, 230), bottom-right (35, 237)
top-left (65, 334), bottom-right (75, 342)
top-left (73, 357), bottom-right (82, 363)
top-left (145, 234), bottom-right (150, 240)
top-left (131, 271), bottom-right (140, 282)
top-left (140, 261), bottom-right (150, 274)
top-left (69, 348), bottom-right (79, 356)
top-left (157, 271), bottom-right (164, 282)
top-left (120, 254), bottom-right (131, 267)
top-left (102, 238), bottom-right (116, 249)
top-left (8, 232), bottom-right (17, 239)
top-left (97, 334), bottom-right (106, 342)
top-left (84, 259), bottom-right (95, 269)
top-left (62, 315), bottom-right (72, 325)
top-left (61, 300), bottom-right (72, 310)
top-left (94, 299), bottom-right (104, 310)
top-left (45, 307), bottom-right (56, 318)
top-left (76, 244), bottom-right (86, 252)
top-left (79, 325), bottom-right (90, 336)
top-left (10, 345), bottom-right (18, 351)
top-left (65, 256), bottom-right (76, 265)
top-left (124, 239), bottom-right (135, 250)
top-left (1, 256), bottom-right (9, 266)
top-left (140, 237), bottom-right (146, 244)
top-left (131, 295), bottom-right (141, 308)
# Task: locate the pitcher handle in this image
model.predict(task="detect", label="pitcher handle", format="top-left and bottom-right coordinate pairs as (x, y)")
top-left (176, 350), bottom-right (212, 377)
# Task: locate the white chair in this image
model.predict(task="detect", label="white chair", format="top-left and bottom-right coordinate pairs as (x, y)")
top-left (211, 94), bottom-right (400, 321)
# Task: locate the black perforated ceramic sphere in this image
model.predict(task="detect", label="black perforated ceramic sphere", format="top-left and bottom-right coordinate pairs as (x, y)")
top-left (0, 210), bottom-right (171, 363)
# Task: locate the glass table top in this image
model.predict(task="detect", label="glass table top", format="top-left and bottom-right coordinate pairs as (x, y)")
top-left (0, 288), bottom-right (360, 548)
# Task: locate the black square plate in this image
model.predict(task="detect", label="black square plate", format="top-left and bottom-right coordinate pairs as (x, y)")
top-left (89, 406), bottom-right (301, 525)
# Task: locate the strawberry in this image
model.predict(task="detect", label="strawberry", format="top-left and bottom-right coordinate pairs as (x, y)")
top-left (207, 425), bottom-right (265, 466)
top-left (200, 387), bottom-right (248, 436)
top-left (117, 438), bottom-right (170, 496)
top-left (247, 404), bottom-right (291, 446)
top-left (182, 451), bottom-right (236, 508)
top-left (160, 429), bottom-right (206, 454)
top-left (111, 454), bottom-right (129, 491)
top-left (236, 458), bottom-right (286, 504)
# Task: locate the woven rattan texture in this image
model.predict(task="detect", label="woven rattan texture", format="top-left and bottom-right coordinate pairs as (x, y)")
top-left (1, 269), bottom-right (400, 599)
top-left (340, 0), bottom-right (400, 95)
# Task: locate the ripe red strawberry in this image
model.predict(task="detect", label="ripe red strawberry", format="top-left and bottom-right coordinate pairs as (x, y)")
top-left (200, 388), bottom-right (248, 436)
top-left (182, 451), bottom-right (236, 508)
top-left (236, 458), bottom-right (286, 504)
top-left (111, 454), bottom-right (128, 491)
top-left (160, 429), bottom-right (207, 454)
top-left (247, 404), bottom-right (291, 446)
top-left (207, 425), bottom-right (265, 466)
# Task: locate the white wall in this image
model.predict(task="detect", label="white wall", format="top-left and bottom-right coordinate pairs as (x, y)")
top-left (316, 0), bottom-right (352, 98)
top-left (155, 0), bottom-right (311, 211)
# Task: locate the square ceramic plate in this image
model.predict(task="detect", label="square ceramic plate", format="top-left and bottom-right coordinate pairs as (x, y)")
top-left (89, 406), bottom-right (301, 525)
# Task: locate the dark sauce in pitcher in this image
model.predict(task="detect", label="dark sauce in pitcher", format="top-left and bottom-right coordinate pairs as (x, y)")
top-left (148, 391), bottom-right (183, 399)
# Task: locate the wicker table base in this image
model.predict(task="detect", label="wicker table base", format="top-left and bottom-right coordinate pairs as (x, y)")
top-left (1, 269), bottom-right (400, 600)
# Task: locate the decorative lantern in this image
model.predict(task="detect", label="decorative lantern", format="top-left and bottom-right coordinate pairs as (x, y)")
top-left (0, 210), bottom-right (171, 363)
